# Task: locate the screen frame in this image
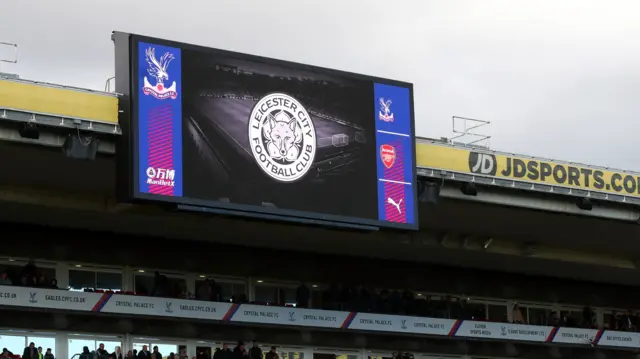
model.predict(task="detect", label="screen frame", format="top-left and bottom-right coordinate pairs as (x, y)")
top-left (120, 32), bottom-right (419, 230)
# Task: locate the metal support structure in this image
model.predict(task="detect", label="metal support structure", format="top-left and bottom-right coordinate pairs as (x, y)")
top-left (0, 42), bottom-right (18, 75)
top-left (450, 116), bottom-right (491, 147)
top-left (104, 76), bottom-right (115, 92)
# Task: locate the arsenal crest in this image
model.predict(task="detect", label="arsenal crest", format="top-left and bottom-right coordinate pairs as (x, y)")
top-left (380, 144), bottom-right (396, 169)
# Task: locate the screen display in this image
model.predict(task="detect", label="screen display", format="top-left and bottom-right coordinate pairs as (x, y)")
top-left (128, 35), bottom-right (418, 229)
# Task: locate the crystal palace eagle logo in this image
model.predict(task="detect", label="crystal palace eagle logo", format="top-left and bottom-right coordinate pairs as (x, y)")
top-left (379, 97), bottom-right (394, 122)
top-left (142, 47), bottom-right (178, 100)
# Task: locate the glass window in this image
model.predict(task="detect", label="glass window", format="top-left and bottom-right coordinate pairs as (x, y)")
top-left (99, 341), bottom-right (123, 354)
top-left (254, 285), bottom-right (296, 306)
top-left (488, 304), bottom-right (507, 322)
top-left (151, 344), bottom-right (178, 359)
top-left (97, 273), bottom-right (122, 291)
top-left (133, 343), bottom-right (149, 353)
top-left (604, 310), bottom-right (619, 330)
top-left (0, 335), bottom-right (25, 355)
top-left (465, 301), bottom-right (486, 320)
top-left (69, 270), bottom-right (95, 291)
top-left (528, 307), bottom-right (551, 326)
top-left (195, 280), bottom-right (246, 302)
top-left (281, 352), bottom-right (305, 359)
top-left (28, 336), bottom-right (55, 357)
top-left (69, 270), bottom-right (122, 292)
top-left (69, 339), bottom-right (94, 357)
top-left (134, 275), bottom-right (154, 295)
top-left (0, 264), bottom-right (56, 286)
top-left (281, 287), bottom-right (296, 306)
top-left (135, 275), bottom-right (186, 297)
top-left (219, 282), bottom-right (245, 302)
top-left (564, 309), bottom-right (583, 327)
top-left (254, 285), bottom-right (277, 304)
top-left (0, 265), bottom-right (26, 285)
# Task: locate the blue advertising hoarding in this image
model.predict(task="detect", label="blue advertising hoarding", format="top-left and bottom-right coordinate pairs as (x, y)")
top-left (374, 83), bottom-right (415, 225)
top-left (136, 42), bottom-right (183, 197)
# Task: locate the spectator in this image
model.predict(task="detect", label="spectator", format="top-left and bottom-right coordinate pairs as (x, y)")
top-left (80, 347), bottom-right (92, 359)
top-left (264, 347), bottom-right (278, 359)
top-left (248, 342), bottom-right (262, 359)
top-left (1, 348), bottom-right (13, 359)
top-left (36, 274), bottom-right (47, 287)
top-left (296, 283), bottom-right (309, 308)
top-left (233, 342), bottom-right (247, 359)
top-left (97, 343), bottom-right (110, 358)
top-left (151, 271), bottom-right (168, 297)
top-left (113, 346), bottom-right (123, 359)
top-left (582, 305), bottom-right (595, 328)
top-left (0, 272), bottom-right (11, 286)
top-left (152, 346), bottom-right (162, 359)
top-left (197, 280), bottom-right (212, 301)
top-left (213, 345), bottom-right (231, 359)
top-left (50, 279), bottom-right (58, 289)
top-left (23, 342), bottom-right (37, 359)
top-left (622, 310), bottom-right (638, 331)
top-left (138, 346), bottom-right (150, 359)
top-left (37, 347), bottom-right (43, 359)
top-left (512, 304), bottom-right (525, 324)
top-left (44, 348), bottom-right (54, 359)
top-left (22, 259), bottom-right (37, 284)
top-left (210, 279), bottom-right (221, 302)
top-left (126, 351), bottom-right (134, 359)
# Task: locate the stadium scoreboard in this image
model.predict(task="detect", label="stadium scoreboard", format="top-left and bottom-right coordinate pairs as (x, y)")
top-left (113, 32), bottom-right (419, 230)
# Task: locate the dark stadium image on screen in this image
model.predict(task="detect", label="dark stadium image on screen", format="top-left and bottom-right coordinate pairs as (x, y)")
top-left (180, 51), bottom-right (378, 219)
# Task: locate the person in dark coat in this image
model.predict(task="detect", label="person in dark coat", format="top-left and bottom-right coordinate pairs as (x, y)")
top-left (138, 346), bottom-right (150, 359)
top-left (23, 343), bottom-right (37, 359)
top-left (44, 348), bottom-right (55, 359)
top-left (79, 347), bottom-right (91, 359)
top-left (112, 347), bottom-right (123, 359)
top-left (248, 342), bottom-right (262, 359)
top-left (97, 344), bottom-right (109, 358)
top-left (232, 342), bottom-right (247, 359)
top-left (264, 347), bottom-right (279, 359)
top-left (213, 345), bottom-right (232, 359)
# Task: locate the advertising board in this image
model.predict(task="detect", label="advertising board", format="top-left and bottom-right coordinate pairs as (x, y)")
top-left (417, 141), bottom-right (640, 199)
top-left (114, 32), bottom-right (418, 230)
top-left (2, 286), bottom-right (639, 349)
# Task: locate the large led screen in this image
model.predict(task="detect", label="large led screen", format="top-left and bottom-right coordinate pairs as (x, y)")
top-left (116, 33), bottom-right (418, 230)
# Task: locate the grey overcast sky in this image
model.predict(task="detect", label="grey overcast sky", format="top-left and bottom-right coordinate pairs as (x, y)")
top-left (1, 0), bottom-right (639, 170)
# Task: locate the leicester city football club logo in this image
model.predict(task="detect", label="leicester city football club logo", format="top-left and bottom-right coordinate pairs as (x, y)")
top-left (142, 47), bottom-right (178, 100)
top-left (248, 93), bottom-right (317, 182)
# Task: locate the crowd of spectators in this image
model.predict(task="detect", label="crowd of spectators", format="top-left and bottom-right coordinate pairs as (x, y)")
top-left (4, 261), bottom-right (640, 333)
top-left (78, 344), bottom-right (176, 359)
top-left (0, 342), bottom-right (55, 359)
top-left (0, 260), bottom-right (58, 290)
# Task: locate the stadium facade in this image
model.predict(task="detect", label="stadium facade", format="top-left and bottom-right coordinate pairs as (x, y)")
top-left (0, 33), bottom-right (639, 359)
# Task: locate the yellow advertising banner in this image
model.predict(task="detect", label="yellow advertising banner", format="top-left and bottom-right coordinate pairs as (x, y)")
top-left (416, 142), bottom-right (640, 198)
top-left (0, 79), bottom-right (118, 124)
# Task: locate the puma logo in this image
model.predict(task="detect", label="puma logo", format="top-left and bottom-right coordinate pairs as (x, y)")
top-left (387, 197), bottom-right (403, 214)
